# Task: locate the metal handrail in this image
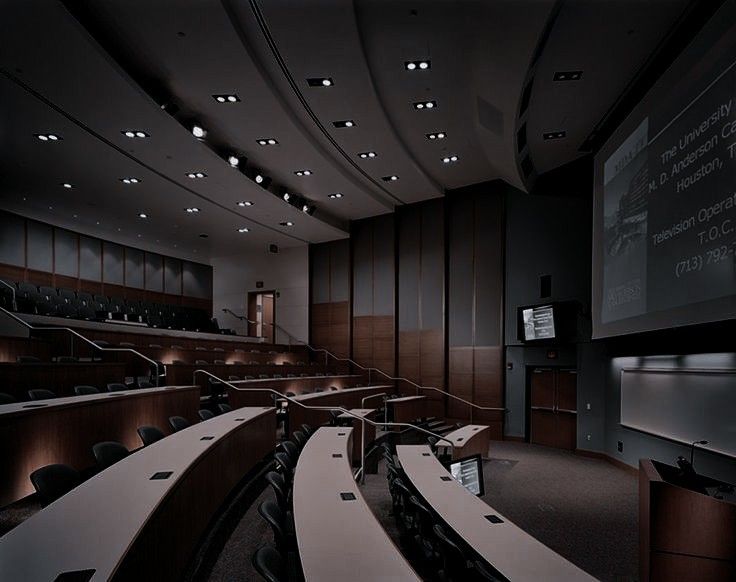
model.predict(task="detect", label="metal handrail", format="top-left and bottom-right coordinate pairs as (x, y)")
top-left (0, 306), bottom-right (165, 385)
top-left (193, 369), bottom-right (455, 484)
top-left (222, 308), bottom-right (507, 417)
top-left (0, 280), bottom-right (17, 311)
top-left (361, 392), bottom-right (389, 428)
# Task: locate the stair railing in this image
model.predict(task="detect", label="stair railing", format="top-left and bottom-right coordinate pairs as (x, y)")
top-left (0, 306), bottom-right (165, 385)
top-left (222, 309), bottom-right (506, 422)
top-left (194, 369), bottom-right (454, 484)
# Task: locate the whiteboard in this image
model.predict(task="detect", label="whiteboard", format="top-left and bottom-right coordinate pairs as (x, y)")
top-left (620, 368), bottom-right (736, 459)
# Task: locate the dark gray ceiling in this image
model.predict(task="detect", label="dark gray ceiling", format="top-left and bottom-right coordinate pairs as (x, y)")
top-left (0, 0), bottom-right (693, 260)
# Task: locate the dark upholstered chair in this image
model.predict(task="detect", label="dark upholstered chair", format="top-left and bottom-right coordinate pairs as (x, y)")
top-left (29, 463), bottom-right (82, 507)
top-left (137, 425), bottom-right (165, 447)
top-left (106, 382), bottom-right (128, 392)
top-left (198, 409), bottom-right (215, 421)
top-left (92, 441), bottom-right (129, 470)
top-left (252, 544), bottom-right (288, 582)
top-left (27, 388), bottom-right (56, 401)
top-left (168, 415), bottom-right (190, 432)
top-left (74, 385), bottom-right (99, 396)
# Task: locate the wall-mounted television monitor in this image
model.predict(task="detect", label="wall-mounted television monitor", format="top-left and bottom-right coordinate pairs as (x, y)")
top-left (517, 301), bottom-right (578, 343)
top-left (521, 304), bottom-right (556, 341)
top-left (445, 454), bottom-right (485, 496)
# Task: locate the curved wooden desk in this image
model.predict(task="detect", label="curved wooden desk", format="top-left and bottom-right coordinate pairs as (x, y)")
top-left (0, 406), bottom-right (275, 581)
top-left (228, 375), bottom-right (365, 407)
top-left (0, 385), bottom-right (200, 506)
top-left (293, 427), bottom-right (421, 582)
top-left (387, 395), bottom-right (427, 424)
top-left (396, 445), bottom-right (596, 581)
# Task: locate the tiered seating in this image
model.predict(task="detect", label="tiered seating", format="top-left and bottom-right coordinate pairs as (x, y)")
top-left (2, 279), bottom-right (217, 332)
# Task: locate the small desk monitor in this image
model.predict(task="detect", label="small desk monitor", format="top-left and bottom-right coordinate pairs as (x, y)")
top-left (446, 454), bottom-right (485, 496)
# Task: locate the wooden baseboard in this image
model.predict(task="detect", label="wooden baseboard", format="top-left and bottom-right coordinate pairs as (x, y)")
top-left (575, 448), bottom-right (639, 476)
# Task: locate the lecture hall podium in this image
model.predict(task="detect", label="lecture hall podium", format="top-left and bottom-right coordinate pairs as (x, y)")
top-left (640, 459), bottom-right (736, 582)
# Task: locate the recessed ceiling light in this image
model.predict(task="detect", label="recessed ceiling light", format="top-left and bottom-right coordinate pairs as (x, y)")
top-left (294, 169), bottom-right (313, 177)
top-left (191, 124), bottom-right (207, 139)
top-left (61, 182), bottom-right (74, 189)
top-left (382, 175), bottom-right (399, 182)
top-left (186, 172), bottom-right (207, 179)
top-left (553, 71), bottom-right (583, 81)
top-left (212, 93), bottom-right (241, 103)
top-left (255, 174), bottom-right (265, 184)
top-left (405, 60), bottom-right (431, 71)
top-left (280, 221), bottom-right (294, 227)
top-left (138, 212), bottom-right (148, 219)
top-left (121, 130), bottom-right (149, 138)
top-left (307, 77), bottom-right (334, 87)
top-left (35, 133), bottom-right (62, 141)
top-left (328, 193), bottom-right (343, 199)
top-left (238, 227), bottom-right (250, 233)
top-left (185, 207), bottom-right (200, 213)
top-left (442, 155), bottom-right (459, 163)
top-left (358, 151), bottom-right (377, 159)
top-left (237, 201), bottom-right (254, 207)
top-left (257, 138), bottom-right (278, 146)
top-left (282, 192), bottom-right (291, 201)
top-left (426, 132), bottom-right (446, 140)
top-left (413, 100), bottom-right (437, 110)
top-left (543, 131), bottom-right (566, 140)
top-left (120, 177), bottom-right (141, 184)
top-left (333, 120), bottom-right (356, 128)
top-left (228, 155), bottom-right (240, 168)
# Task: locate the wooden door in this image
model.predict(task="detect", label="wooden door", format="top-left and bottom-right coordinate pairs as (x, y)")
top-left (262, 293), bottom-right (274, 343)
top-left (529, 368), bottom-right (577, 450)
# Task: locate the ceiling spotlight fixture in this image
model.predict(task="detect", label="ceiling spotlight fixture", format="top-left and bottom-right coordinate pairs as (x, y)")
top-left (185, 207), bottom-right (200, 213)
top-left (35, 133), bottom-right (62, 141)
top-left (255, 174), bottom-right (264, 184)
top-left (237, 201), bottom-right (254, 207)
top-left (212, 93), bottom-right (241, 103)
top-left (543, 131), bottom-right (566, 140)
top-left (227, 155), bottom-right (240, 168)
top-left (307, 77), bottom-right (334, 87)
top-left (358, 151), bottom-right (377, 159)
top-left (61, 182), bottom-right (74, 189)
top-left (282, 192), bottom-right (291, 201)
top-left (442, 155), bottom-right (459, 163)
top-left (553, 71), bottom-right (583, 81)
top-left (294, 169), bottom-right (313, 177)
top-left (405, 60), bottom-right (431, 71)
top-left (186, 172), bottom-right (207, 179)
top-left (280, 221), bottom-right (294, 227)
top-left (382, 175), bottom-right (399, 182)
top-left (426, 132), bottom-right (446, 140)
top-left (191, 124), bottom-right (207, 139)
top-left (257, 138), bottom-right (278, 146)
top-left (237, 227), bottom-right (250, 233)
top-left (333, 120), bottom-right (356, 128)
top-left (413, 100), bottom-right (437, 110)
top-left (328, 193), bottom-right (343, 199)
top-left (121, 130), bottom-right (149, 138)
top-left (138, 212), bottom-right (148, 219)
top-left (120, 177), bottom-right (141, 184)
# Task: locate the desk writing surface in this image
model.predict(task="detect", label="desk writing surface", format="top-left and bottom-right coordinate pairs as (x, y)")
top-left (443, 424), bottom-right (488, 445)
top-left (0, 407), bottom-right (273, 581)
top-left (293, 427), bottom-right (420, 582)
top-left (293, 385), bottom-right (390, 402)
top-left (337, 408), bottom-right (376, 419)
top-left (233, 374), bottom-right (361, 385)
top-left (396, 445), bottom-right (596, 582)
top-left (388, 395), bottom-right (426, 403)
top-left (0, 385), bottom-right (198, 418)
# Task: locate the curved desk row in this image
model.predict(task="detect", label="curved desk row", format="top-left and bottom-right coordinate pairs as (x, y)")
top-left (294, 427), bottom-right (421, 581)
top-left (397, 445), bottom-right (596, 581)
top-left (0, 385), bottom-right (200, 506)
top-left (0, 406), bottom-right (275, 581)
top-left (441, 424), bottom-right (491, 459)
top-left (0, 361), bottom-right (127, 400)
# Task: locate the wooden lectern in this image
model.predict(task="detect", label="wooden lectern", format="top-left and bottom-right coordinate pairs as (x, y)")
top-left (640, 459), bottom-right (736, 582)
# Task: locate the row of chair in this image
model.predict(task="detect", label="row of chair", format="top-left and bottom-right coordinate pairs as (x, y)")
top-left (28, 405), bottom-right (234, 507)
top-left (2, 279), bottom-right (218, 332)
top-left (252, 424), bottom-right (316, 582)
top-left (382, 444), bottom-right (499, 581)
top-left (0, 381), bottom-right (157, 404)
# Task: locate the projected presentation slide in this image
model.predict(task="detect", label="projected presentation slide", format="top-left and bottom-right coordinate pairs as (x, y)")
top-left (522, 305), bottom-right (556, 340)
top-left (593, 0), bottom-right (736, 337)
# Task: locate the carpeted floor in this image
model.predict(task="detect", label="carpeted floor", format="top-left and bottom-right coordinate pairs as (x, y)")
top-left (209, 439), bottom-right (638, 581)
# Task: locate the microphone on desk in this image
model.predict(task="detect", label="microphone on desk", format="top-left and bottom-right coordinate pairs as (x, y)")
top-left (690, 439), bottom-right (709, 469)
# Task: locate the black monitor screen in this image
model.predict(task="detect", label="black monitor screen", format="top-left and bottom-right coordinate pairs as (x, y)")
top-left (522, 305), bottom-right (556, 341)
top-left (446, 454), bottom-right (485, 496)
